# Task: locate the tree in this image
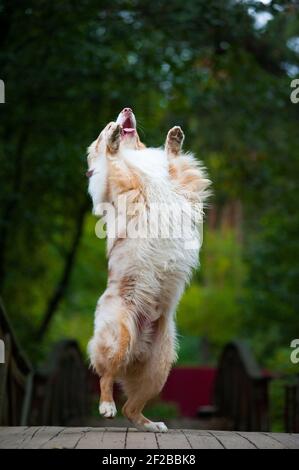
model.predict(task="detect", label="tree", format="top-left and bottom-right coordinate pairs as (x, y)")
top-left (0, 0), bottom-right (298, 363)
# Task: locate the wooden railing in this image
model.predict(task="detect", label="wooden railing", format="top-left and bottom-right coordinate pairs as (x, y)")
top-left (31, 340), bottom-right (90, 425)
top-left (0, 300), bottom-right (33, 425)
top-left (0, 301), bottom-right (275, 430)
top-left (285, 375), bottom-right (299, 433)
top-left (213, 340), bottom-right (271, 431)
top-left (0, 300), bottom-right (90, 426)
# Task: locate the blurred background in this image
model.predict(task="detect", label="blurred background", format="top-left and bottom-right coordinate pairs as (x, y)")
top-left (0, 0), bottom-right (298, 432)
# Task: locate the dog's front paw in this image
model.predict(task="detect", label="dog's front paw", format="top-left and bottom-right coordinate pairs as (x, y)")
top-left (99, 401), bottom-right (117, 418)
top-left (166, 126), bottom-right (184, 155)
top-left (168, 126), bottom-right (184, 143)
top-left (106, 122), bottom-right (121, 154)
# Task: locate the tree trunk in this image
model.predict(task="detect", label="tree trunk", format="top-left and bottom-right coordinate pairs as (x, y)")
top-left (37, 197), bottom-right (89, 339)
top-left (0, 126), bottom-right (29, 290)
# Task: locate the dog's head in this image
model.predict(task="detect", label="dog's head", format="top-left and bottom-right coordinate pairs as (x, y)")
top-left (116, 107), bottom-right (140, 146)
top-left (87, 108), bottom-right (144, 174)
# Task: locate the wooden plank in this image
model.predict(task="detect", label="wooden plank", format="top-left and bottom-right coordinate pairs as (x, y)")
top-left (156, 430), bottom-right (191, 449)
top-left (21, 427), bottom-right (64, 449)
top-left (1, 427), bottom-right (299, 450)
top-left (238, 432), bottom-right (285, 449)
top-left (0, 426), bottom-right (28, 436)
top-left (0, 427), bottom-right (25, 448)
top-left (0, 426), bottom-right (29, 448)
top-left (183, 430), bottom-right (224, 449)
top-left (96, 427), bottom-right (127, 449)
top-left (76, 428), bottom-right (106, 449)
top-left (126, 428), bottom-right (158, 449)
top-left (210, 431), bottom-right (256, 449)
top-left (0, 426), bottom-right (40, 448)
top-left (42, 427), bottom-right (85, 449)
top-left (265, 433), bottom-right (299, 449)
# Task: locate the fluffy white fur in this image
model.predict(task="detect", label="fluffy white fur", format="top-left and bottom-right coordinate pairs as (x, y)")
top-left (86, 110), bottom-right (210, 432)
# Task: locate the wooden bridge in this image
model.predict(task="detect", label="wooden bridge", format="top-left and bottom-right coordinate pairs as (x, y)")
top-left (0, 426), bottom-right (298, 449)
top-left (1, 300), bottom-right (299, 450)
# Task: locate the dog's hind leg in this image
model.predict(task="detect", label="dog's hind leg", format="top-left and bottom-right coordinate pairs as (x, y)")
top-left (89, 315), bottom-right (132, 419)
top-left (99, 320), bottom-right (132, 418)
top-left (122, 375), bottom-right (169, 432)
top-left (121, 316), bottom-right (177, 432)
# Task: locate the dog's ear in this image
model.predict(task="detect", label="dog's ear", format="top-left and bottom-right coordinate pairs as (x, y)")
top-left (135, 132), bottom-right (146, 150)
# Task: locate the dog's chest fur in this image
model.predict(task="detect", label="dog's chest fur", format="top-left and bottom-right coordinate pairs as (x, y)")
top-left (91, 147), bottom-right (202, 331)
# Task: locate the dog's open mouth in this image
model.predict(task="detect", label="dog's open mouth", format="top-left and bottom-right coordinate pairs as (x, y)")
top-left (116, 108), bottom-right (137, 138)
top-left (121, 116), bottom-right (136, 137)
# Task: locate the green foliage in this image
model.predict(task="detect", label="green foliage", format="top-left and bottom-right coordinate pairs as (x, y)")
top-left (177, 229), bottom-right (245, 359)
top-left (177, 335), bottom-right (201, 366)
top-left (145, 401), bottom-right (180, 420)
top-left (0, 0), bottom-right (298, 387)
top-left (267, 347), bottom-right (299, 431)
top-left (268, 349), bottom-right (299, 432)
top-left (48, 216), bottom-right (107, 358)
top-left (270, 379), bottom-right (285, 433)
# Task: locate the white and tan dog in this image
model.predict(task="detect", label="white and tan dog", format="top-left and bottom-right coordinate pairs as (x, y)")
top-left (87, 108), bottom-right (210, 432)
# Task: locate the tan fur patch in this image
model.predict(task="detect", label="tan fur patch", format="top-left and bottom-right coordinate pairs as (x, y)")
top-left (113, 321), bottom-right (131, 367)
top-left (181, 171), bottom-right (202, 190)
top-left (97, 319), bottom-right (131, 379)
top-left (167, 144), bottom-right (180, 156)
top-left (108, 161), bottom-right (142, 194)
top-left (105, 178), bottom-right (111, 202)
top-left (119, 275), bottom-right (136, 304)
top-left (100, 374), bottom-right (114, 402)
top-left (168, 162), bottom-right (178, 179)
top-left (136, 133), bottom-right (146, 150)
top-left (103, 293), bottom-right (114, 301)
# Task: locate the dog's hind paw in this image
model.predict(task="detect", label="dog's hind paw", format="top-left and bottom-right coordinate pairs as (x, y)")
top-left (137, 421), bottom-right (168, 433)
top-left (99, 401), bottom-right (117, 418)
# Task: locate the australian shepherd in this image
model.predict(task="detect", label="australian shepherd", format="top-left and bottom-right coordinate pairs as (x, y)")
top-left (87, 107), bottom-right (210, 432)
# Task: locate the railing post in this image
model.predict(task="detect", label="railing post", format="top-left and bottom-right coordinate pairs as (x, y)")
top-left (0, 301), bottom-right (33, 426)
top-left (214, 340), bottom-right (271, 431)
top-left (285, 377), bottom-right (299, 433)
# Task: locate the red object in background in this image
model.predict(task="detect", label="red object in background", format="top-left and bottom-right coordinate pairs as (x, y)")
top-left (88, 366), bottom-right (216, 418)
top-left (160, 367), bottom-right (216, 417)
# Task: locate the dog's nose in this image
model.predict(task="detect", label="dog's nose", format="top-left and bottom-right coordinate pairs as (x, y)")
top-left (123, 107), bottom-right (132, 113)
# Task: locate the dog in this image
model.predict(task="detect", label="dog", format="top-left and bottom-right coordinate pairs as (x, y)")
top-left (87, 107), bottom-right (210, 432)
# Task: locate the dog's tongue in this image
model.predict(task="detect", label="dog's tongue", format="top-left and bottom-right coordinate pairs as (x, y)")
top-left (121, 116), bottom-right (135, 136)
